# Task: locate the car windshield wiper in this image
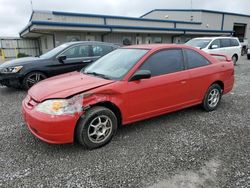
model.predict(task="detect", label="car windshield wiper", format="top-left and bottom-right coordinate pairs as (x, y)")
top-left (85, 71), bottom-right (111, 80)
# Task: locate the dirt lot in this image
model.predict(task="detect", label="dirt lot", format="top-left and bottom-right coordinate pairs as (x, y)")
top-left (0, 57), bottom-right (249, 188)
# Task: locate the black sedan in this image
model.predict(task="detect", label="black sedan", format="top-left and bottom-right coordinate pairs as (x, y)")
top-left (0, 41), bottom-right (119, 89)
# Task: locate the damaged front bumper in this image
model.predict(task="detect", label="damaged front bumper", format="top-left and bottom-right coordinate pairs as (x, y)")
top-left (22, 96), bottom-right (81, 144)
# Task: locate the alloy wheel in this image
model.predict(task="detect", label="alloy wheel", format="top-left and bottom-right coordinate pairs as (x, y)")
top-left (87, 115), bottom-right (113, 144)
top-left (208, 88), bottom-right (220, 108)
top-left (26, 73), bottom-right (46, 88)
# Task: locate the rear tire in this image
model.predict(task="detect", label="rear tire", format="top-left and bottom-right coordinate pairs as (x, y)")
top-left (247, 55), bottom-right (250, 60)
top-left (76, 106), bottom-right (117, 149)
top-left (203, 84), bottom-right (222, 112)
top-left (22, 71), bottom-right (47, 90)
top-left (232, 55), bottom-right (238, 65)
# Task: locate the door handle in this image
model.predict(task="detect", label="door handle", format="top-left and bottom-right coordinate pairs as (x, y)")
top-left (180, 80), bottom-right (187, 84)
top-left (82, 59), bottom-right (93, 63)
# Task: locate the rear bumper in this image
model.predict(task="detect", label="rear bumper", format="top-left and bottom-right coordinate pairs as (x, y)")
top-left (224, 75), bottom-right (234, 94)
top-left (22, 99), bottom-right (80, 144)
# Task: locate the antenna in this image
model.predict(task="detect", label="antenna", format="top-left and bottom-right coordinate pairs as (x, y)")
top-left (30, 0), bottom-right (34, 11)
top-left (190, 0), bottom-right (193, 21)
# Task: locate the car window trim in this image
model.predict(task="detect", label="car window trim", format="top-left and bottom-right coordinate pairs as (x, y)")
top-left (129, 48), bottom-right (186, 80)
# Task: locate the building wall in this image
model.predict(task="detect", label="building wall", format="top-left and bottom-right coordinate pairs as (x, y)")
top-left (0, 38), bottom-right (39, 58)
top-left (200, 12), bottom-right (223, 30)
top-left (23, 10), bottom-right (250, 54)
top-left (106, 18), bottom-right (174, 28)
top-left (142, 10), bottom-right (202, 22)
top-left (223, 14), bottom-right (250, 40)
top-left (32, 11), bottom-right (104, 25)
top-left (54, 31), bottom-right (172, 45)
top-left (40, 35), bottom-right (54, 53)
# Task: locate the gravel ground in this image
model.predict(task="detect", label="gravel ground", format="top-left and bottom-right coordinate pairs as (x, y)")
top-left (0, 57), bottom-right (250, 188)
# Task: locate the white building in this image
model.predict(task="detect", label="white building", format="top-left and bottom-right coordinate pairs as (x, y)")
top-left (19, 9), bottom-right (250, 54)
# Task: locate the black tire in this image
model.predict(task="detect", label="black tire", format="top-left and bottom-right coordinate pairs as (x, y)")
top-left (232, 55), bottom-right (238, 65)
top-left (202, 84), bottom-right (222, 112)
top-left (22, 71), bottom-right (47, 90)
top-left (76, 106), bottom-right (118, 149)
top-left (247, 55), bottom-right (250, 60)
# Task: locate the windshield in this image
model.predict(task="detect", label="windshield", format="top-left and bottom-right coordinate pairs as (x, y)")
top-left (186, 39), bottom-right (212, 49)
top-left (83, 48), bottom-right (149, 80)
top-left (40, 43), bottom-right (70, 59)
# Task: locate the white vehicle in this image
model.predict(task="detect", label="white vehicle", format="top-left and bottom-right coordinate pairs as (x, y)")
top-left (186, 37), bottom-right (241, 65)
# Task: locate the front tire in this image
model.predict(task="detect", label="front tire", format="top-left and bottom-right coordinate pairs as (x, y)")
top-left (203, 84), bottom-right (222, 112)
top-left (22, 71), bottom-right (47, 90)
top-left (76, 106), bottom-right (118, 149)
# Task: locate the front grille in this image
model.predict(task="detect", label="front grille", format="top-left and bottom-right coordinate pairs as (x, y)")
top-left (25, 95), bottom-right (38, 109)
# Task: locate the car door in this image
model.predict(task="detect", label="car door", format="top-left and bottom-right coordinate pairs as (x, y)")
top-left (54, 44), bottom-right (93, 74)
top-left (183, 48), bottom-right (213, 102)
top-left (125, 49), bottom-right (190, 121)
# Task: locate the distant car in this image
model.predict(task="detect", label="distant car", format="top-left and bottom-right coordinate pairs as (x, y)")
top-left (0, 41), bottom-right (119, 89)
top-left (22, 44), bottom-right (234, 149)
top-left (185, 37), bottom-right (241, 65)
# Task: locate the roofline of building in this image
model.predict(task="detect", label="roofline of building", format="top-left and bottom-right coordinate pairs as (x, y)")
top-left (140, 9), bottom-right (250, 18)
top-left (20, 20), bottom-right (234, 37)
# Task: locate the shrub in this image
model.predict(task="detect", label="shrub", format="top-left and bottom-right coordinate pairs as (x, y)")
top-left (17, 53), bottom-right (30, 58)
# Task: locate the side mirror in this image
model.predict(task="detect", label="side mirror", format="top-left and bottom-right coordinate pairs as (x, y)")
top-left (130, 70), bottom-right (151, 81)
top-left (211, 44), bottom-right (218, 49)
top-left (57, 55), bottom-right (67, 63)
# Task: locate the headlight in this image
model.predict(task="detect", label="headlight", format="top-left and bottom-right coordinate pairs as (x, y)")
top-left (248, 49), bottom-right (250, 53)
top-left (1, 66), bottom-right (23, 73)
top-left (35, 94), bottom-right (84, 115)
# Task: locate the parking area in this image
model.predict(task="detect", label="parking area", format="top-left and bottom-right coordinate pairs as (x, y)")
top-left (0, 57), bottom-right (250, 188)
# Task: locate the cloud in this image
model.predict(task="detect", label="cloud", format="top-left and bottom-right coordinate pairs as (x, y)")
top-left (0, 0), bottom-right (250, 36)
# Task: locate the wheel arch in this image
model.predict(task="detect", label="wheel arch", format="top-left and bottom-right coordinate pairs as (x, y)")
top-left (73, 101), bottom-right (123, 142)
top-left (90, 101), bottom-right (122, 126)
top-left (23, 70), bottom-right (48, 79)
top-left (232, 53), bottom-right (238, 61)
top-left (211, 80), bottom-right (224, 92)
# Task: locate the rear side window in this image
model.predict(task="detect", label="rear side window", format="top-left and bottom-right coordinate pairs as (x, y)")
top-left (230, 39), bottom-right (240, 46)
top-left (220, 39), bottom-right (231, 48)
top-left (92, 45), bottom-right (113, 57)
top-left (185, 49), bottom-right (210, 69)
top-left (138, 49), bottom-right (184, 77)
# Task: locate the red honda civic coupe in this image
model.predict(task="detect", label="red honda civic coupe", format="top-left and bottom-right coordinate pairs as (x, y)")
top-left (22, 44), bottom-right (234, 149)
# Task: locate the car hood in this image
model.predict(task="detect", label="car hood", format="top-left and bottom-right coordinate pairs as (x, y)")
top-left (28, 71), bottom-right (115, 102)
top-left (0, 57), bottom-right (43, 68)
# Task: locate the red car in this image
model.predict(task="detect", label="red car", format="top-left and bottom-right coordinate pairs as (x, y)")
top-left (22, 44), bottom-right (234, 149)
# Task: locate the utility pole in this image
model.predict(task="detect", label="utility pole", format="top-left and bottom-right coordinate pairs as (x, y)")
top-left (190, 0), bottom-right (194, 21)
top-left (30, 0), bottom-right (34, 11)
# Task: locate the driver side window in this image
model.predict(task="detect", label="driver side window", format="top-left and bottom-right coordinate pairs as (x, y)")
top-left (138, 49), bottom-right (185, 77)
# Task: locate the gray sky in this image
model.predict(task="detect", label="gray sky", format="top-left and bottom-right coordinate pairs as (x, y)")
top-left (0, 0), bottom-right (250, 37)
